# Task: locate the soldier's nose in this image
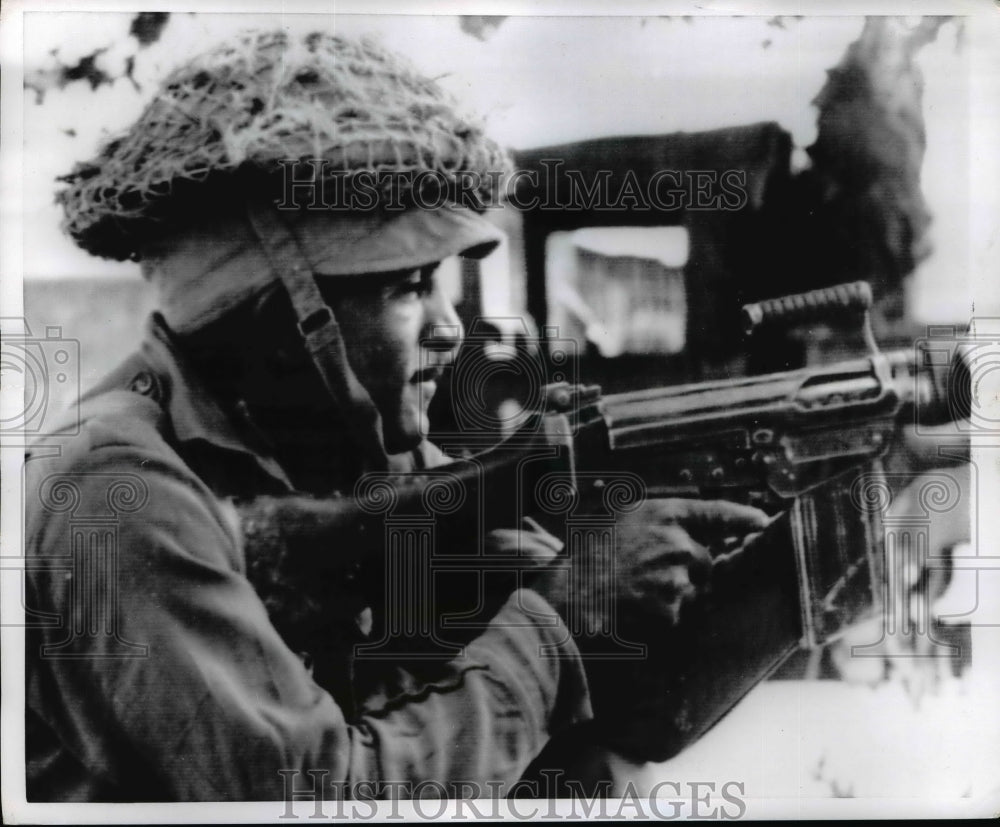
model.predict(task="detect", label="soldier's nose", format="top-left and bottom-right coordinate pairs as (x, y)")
top-left (423, 321), bottom-right (463, 355)
top-left (422, 293), bottom-right (464, 355)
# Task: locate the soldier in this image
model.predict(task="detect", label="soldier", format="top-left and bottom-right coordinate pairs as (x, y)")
top-left (25, 30), bottom-right (769, 801)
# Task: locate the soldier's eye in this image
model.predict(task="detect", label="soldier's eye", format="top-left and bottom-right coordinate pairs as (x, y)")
top-left (394, 267), bottom-right (436, 299)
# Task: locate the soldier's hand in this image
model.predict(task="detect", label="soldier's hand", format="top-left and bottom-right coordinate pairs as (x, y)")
top-left (573, 498), bottom-right (773, 764)
top-left (612, 498), bottom-right (771, 626)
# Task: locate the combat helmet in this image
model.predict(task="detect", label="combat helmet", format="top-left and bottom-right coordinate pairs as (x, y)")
top-left (57, 28), bottom-right (511, 261)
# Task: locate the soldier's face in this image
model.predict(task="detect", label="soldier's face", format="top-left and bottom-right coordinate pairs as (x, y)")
top-left (324, 264), bottom-right (463, 454)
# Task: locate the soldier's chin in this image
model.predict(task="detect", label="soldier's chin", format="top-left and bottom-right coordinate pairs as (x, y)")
top-left (381, 408), bottom-right (427, 454)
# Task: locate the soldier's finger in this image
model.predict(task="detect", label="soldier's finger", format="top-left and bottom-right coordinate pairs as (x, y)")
top-left (668, 499), bottom-right (771, 545)
top-left (625, 523), bottom-right (706, 565)
top-left (485, 519), bottom-right (561, 566)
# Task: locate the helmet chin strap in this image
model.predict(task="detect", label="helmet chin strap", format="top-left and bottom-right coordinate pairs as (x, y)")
top-left (244, 199), bottom-right (390, 474)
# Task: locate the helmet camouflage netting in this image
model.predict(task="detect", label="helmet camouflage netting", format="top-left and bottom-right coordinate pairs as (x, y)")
top-left (56, 29), bottom-right (511, 261)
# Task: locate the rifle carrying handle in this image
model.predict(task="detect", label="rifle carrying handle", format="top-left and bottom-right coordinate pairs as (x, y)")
top-left (742, 281), bottom-right (873, 336)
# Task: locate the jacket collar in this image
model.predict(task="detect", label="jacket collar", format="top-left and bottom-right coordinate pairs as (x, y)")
top-left (139, 313), bottom-right (296, 492)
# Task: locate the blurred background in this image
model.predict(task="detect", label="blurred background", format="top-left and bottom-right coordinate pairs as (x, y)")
top-left (15, 9), bottom-right (1000, 806)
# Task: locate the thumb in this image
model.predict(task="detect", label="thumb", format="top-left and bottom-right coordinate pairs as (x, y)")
top-left (485, 516), bottom-right (563, 565)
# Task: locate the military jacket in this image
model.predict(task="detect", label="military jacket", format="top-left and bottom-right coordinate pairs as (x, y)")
top-left (24, 315), bottom-right (591, 801)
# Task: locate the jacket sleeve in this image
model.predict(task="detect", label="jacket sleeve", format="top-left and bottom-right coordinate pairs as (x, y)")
top-left (25, 436), bottom-right (591, 801)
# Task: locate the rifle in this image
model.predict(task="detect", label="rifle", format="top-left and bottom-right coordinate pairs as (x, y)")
top-left (248, 281), bottom-right (966, 760)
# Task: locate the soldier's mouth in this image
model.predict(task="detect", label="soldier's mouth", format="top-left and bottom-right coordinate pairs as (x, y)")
top-left (411, 365), bottom-right (445, 385)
